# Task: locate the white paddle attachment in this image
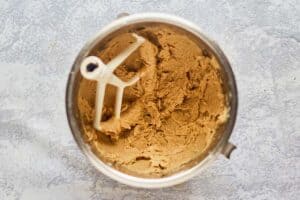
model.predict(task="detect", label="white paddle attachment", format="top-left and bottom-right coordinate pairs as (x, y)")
top-left (80, 33), bottom-right (145, 131)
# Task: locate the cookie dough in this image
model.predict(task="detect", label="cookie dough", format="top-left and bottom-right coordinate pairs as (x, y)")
top-left (77, 25), bottom-right (229, 177)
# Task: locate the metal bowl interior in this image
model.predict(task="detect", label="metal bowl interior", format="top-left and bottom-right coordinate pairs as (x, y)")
top-left (65, 13), bottom-right (238, 188)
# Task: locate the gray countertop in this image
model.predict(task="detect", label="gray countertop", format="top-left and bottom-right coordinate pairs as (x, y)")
top-left (0, 0), bottom-right (299, 199)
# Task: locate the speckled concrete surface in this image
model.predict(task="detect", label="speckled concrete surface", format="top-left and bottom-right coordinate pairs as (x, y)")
top-left (0, 0), bottom-right (299, 199)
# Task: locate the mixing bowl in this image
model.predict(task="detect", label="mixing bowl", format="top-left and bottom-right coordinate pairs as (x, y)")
top-left (66, 13), bottom-right (238, 188)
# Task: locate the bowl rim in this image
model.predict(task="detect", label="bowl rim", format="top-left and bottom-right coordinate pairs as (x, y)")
top-left (65, 12), bottom-right (238, 188)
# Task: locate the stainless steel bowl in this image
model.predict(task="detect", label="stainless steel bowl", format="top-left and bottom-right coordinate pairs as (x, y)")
top-left (66, 13), bottom-right (238, 188)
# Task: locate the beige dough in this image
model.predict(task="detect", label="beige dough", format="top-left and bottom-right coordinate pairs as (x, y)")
top-left (77, 25), bottom-right (229, 177)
